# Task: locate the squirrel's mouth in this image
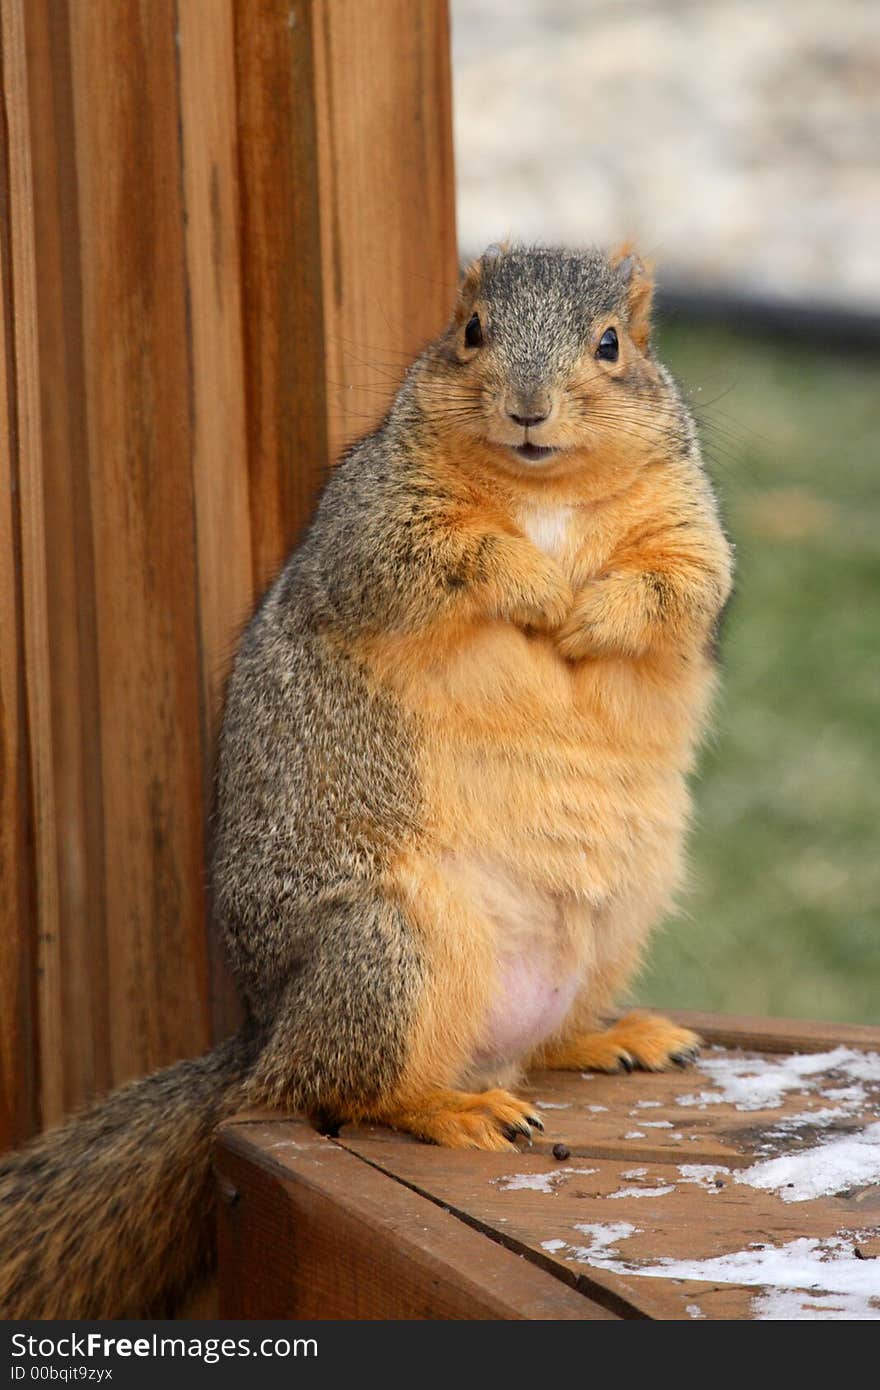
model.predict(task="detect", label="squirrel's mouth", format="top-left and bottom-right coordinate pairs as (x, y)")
top-left (511, 442), bottom-right (558, 464)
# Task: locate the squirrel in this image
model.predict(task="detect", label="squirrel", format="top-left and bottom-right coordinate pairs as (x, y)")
top-left (0, 244), bottom-right (733, 1318)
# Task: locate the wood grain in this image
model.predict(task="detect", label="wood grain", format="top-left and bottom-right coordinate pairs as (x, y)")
top-left (234, 0), bottom-right (329, 593)
top-left (177, 0), bottom-right (251, 1040)
top-left (0, 0), bottom-right (40, 1148)
top-left (216, 1120), bottom-right (615, 1319)
top-left (234, 0), bottom-right (459, 592)
top-left (311, 0), bottom-right (459, 466)
top-left (338, 1141), bottom-right (880, 1321)
top-left (22, 0), bottom-right (112, 1120)
top-left (668, 1008), bottom-right (880, 1055)
top-left (0, 4), bottom-right (53, 937)
top-left (56, 0), bottom-right (212, 1085)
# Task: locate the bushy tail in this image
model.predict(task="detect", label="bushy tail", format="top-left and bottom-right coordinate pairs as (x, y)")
top-left (0, 1027), bottom-right (261, 1318)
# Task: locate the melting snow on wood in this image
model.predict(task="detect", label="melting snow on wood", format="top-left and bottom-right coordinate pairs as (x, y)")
top-left (677, 1047), bottom-right (880, 1113)
top-left (544, 1225), bottom-right (880, 1319)
top-left (736, 1122), bottom-right (880, 1203)
top-left (494, 1167), bottom-right (597, 1193)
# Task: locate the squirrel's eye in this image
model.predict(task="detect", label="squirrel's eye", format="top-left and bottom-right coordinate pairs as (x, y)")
top-left (596, 327), bottom-right (619, 362)
top-left (464, 313), bottom-right (483, 349)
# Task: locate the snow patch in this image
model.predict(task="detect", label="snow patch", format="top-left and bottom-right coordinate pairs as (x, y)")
top-left (753, 1289), bottom-right (880, 1320)
top-left (736, 1122), bottom-right (880, 1203)
top-left (675, 1091), bottom-right (725, 1110)
top-left (825, 1084), bottom-right (870, 1103)
top-left (769, 1105), bottom-right (860, 1134)
top-left (568, 1222), bottom-right (640, 1265)
top-left (495, 1167), bottom-right (598, 1194)
top-left (677, 1047), bottom-right (880, 1114)
top-left (677, 1163), bottom-right (732, 1192)
top-left (555, 1229), bottom-right (880, 1301)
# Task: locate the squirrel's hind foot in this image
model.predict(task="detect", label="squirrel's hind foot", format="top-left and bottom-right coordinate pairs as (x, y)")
top-left (377, 1087), bottom-right (544, 1152)
top-left (538, 1011), bottom-right (701, 1074)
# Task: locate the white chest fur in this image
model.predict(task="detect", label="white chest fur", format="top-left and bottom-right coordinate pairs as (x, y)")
top-left (519, 504), bottom-right (574, 559)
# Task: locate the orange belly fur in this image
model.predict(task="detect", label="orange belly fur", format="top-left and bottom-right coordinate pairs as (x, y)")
top-left (359, 611), bottom-right (713, 1087)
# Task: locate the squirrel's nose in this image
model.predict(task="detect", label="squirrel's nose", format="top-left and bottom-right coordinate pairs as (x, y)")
top-left (509, 410), bottom-right (549, 429)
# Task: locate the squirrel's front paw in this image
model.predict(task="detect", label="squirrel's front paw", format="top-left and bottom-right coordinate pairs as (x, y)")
top-left (555, 582), bottom-right (608, 660)
top-left (507, 554), bottom-right (573, 633)
top-left (556, 577), bottom-right (647, 661)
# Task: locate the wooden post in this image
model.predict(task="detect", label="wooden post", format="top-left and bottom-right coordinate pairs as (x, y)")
top-left (17, 0), bottom-right (215, 1124)
top-left (0, 0), bottom-right (457, 1138)
top-left (234, 0), bottom-right (458, 590)
top-left (0, 0), bottom-right (45, 1149)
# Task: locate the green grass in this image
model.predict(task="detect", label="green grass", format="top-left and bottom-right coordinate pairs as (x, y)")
top-left (634, 321), bottom-right (880, 1025)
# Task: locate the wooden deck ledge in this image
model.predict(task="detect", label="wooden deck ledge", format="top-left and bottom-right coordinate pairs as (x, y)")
top-left (215, 1010), bottom-right (880, 1320)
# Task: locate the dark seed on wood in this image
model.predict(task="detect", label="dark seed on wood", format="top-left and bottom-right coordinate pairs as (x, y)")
top-left (552, 1143), bottom-right (571, 1161)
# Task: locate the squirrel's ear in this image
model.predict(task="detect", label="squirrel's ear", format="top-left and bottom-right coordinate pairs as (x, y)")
top-left (610, 244), bottom-right (654, 351)
top-left (453, 257), bottom-right (484, 324)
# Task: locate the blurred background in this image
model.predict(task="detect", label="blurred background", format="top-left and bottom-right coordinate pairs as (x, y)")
top-left (452, 0), bottom-right (879, 1022)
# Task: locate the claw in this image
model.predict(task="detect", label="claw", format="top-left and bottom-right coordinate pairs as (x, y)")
top-left (671, 1049), bottom-right (697, 1068)
top-left (618, 1053), bottom-right (635, 1073)
top-left (502, 1120), bottom-right (533, 1144)
top-left (527, 1114), bottom-right (545, 1132)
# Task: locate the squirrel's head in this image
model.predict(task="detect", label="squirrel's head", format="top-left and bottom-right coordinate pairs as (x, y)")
top-left (416, 244), bottom-right (685, 481)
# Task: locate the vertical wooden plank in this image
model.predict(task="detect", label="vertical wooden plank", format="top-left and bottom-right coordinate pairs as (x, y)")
top-left (22, 0), bottom-right (112, 1120)
top-left (234, 0), bottom-right (458, 589)
top-left (0, 321), bottom-right (34, 1147)
top-left (0, 0), bottom-right (36, 1148)
top-left (0, 239), bottom-right (34, 1148)
top-left (177, 0), bottom-right (251, 1038)
top-left (233, 0), bottom-right (329, 593)
top-left (60, 0), bottom-right (211, 1082)
top-left (312, 0), bottom-right (459, 467)
top-left (177, 0), bottom-right (253, 749)
top-left (22, 0), bottom-right (250, 1105)
top-left (0, 0), bottom-right (56, 1140)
